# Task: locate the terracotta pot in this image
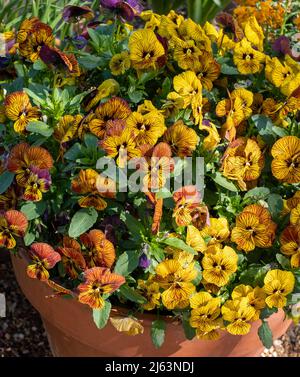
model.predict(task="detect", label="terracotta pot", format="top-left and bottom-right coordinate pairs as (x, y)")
top-left (12, 254), bottom-right (292, 357)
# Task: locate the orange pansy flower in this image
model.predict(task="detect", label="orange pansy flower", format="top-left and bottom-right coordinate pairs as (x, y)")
top-left (56, 236), bottom-right (86, 279)
top-left (27, 243), bottom-right (61, 281)
top-left (7, 143), bottom-right (53, 187)
top-left (80, 229), bottom-right (116, 268)
top-left (231, 204), bottom-right (276, 252)
top-left (0, 210), bottom-right (28, 249)
top-left (78, 267), bottom-right (125, 309)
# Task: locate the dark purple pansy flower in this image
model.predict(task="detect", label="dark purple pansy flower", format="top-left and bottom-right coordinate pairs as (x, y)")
top-left (272, 36), bottom-right (291, 56)
top-left (272, 36), bottom-right (300, 62)
top-left (99, 214), bottom-right (125, 245)
top-left (73, 35), bottom-right (88, 49)
top-left (139, 253), bottom-right (151, 269)
top-left (100, 0), bottom-right (142, 22)
top-left (63, 5), bottom-right (94, 23)
top-left (0, 57), bottom-right (10, 69)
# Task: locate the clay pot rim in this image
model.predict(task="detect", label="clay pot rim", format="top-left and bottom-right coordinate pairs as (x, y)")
top-left (17, 247), bottom-right (177, 323)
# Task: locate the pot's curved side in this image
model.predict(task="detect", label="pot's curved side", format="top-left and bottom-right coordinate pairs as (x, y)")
top-left (11, 254), bottom-right (292, 357)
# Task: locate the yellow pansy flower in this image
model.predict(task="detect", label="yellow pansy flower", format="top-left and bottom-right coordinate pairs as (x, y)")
top-left (202, 245), bottom-right (238, 287)
top-left (231, 284), bottom-right (266, 320)
top-left (199, 217), bottom-right (230, 246)
top-left (243, 16), bottom-right (264, 51)
top-left (263, 269), bottom-right (295, 308)
top-left (109, 51), bottom-right (131, 76)
top-left (129, 29), bottom-right (165, 71)
top-left (222, 298), bottom-right (256, 335)
top-left (233, 38), bottom-right (265, 74)
top-left (155, 259), bottom-right (197, 310)
top-left (137, 279), bottom-right (161, 311)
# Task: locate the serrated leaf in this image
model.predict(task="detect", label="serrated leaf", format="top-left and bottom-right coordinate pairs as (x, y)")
top-left (119, 284), bottom-right (147, 304)
top-left (0, 171), bottom-right (15, 194)
top-left (258, 321), bottom-right (273, 349)
top-left (21, 201), bottom-right (46, 221)
top-left (93, 301), bottom-right (112, 329)
top-left (26, 121), bottom-right (53, 137)
top-left (114, 250), bottom-right (140, 276)
top-left (151, 320), bottom-right (166, 348)
top-left (162, 237), bottom-right (197, 255)
top-left (212, 172), bottom-right (238, 192)
top-left (68, 208), bottom-right (98, 238)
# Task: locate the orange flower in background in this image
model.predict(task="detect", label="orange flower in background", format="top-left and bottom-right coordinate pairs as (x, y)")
top-left (4, 91), bottom-right (41, 133)
top-left (27, 243), bottom-right (61, 281)
top-left (78, 267), bottom-right (125, 309)
top-left (90, 97), bottom-right (131, 139)
top-left (72, 169), bottom-right (115, 211)
top-left (164, 121), bottom-right (199, 157)
top-left (231, 204), bottom-right (276, 252)
top-left (7, 143), bottom-right (53, 187)
top-left (56, 236), bottom-right (86, 279)
top-left (280, 226), bottom-right (300, 268)
top-left (222, 137), bottom-right (264, 190)
top-left (17, 18), bottom-right (54, 62)
top-left (0, 210), bottom-right (28, 249)
top-left (271, 136), bottom-right (300, 184)
top-left (80, 229), bottom-right (116, 268)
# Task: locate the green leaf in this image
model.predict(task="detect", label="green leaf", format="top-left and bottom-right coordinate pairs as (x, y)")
top-left (251, 115), bottom-right (276, 145)
top-left (151, 320), bottom-right (166, 348)
top-left (93, 301), bottom-right (112, 329)
top-left (260, 307), bottom-right (278, 320)
top-left (33, 59), bottom-right (47, 71)
top-left (244, 187), bottom-right (270, 201)
top-left (26, 121), bottom-right (53, 137)
top-left (0, 171), bottom-right (15, 194)
top-left (268, 194), bottom-right (283, 219)
top-left (78, 54), bottom-right (102, 70)
top-left (276, 253), bottom-right (291, 270)
top-left (239, 264), bottom-right (270, 286)
top-left (114, 250), bottom-right (140, 276)
top-left (221, 64), bottom-right (239, 75)
top-left (23, 231), bottom-right (35, 246)
top-left (149, 244), bottom-right (165, 262)
top-left (162, 237), bottom-right (197, 255)
top-left (155, 188), bottom-right (172, 199)
top-left (84, 133), bottom-right (98, 149)
top-left (128, 91), bottom-right (144, 104)
top-left (21, 201), bottom-right (46, 221)
top-left (182, 313), bottom-right (196, 340)
top-left (212, 172), bottom-right (238, 192)
top-left (119, 284), bottom-right (147, 304)
top-left (258, 320), bottom-right (273, 349)
top-left (68, 208), bottom-right (98, 238)
top-left (64, 143), bottom-right (82, 161)
top-left (120, 212), bottom-right (145, 240)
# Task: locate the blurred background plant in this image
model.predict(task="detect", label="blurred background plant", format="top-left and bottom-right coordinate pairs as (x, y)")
top-left (149, 0), bottom-right (232, 23)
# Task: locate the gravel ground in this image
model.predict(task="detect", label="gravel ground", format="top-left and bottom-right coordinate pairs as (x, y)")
top-left (0, 257), bottom-right (299, 357)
